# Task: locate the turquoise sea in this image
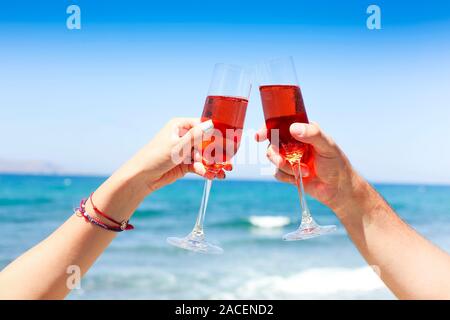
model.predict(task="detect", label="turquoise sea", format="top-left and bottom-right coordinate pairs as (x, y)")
top-left (1, 174), bottom-right (450, 299)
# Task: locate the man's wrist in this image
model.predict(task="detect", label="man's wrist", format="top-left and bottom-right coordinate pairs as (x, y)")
top-left (330, 172), bottom-right (374, 220)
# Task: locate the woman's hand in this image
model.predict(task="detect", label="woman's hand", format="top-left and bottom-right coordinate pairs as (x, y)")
top-left (0, 117), bottom-right (233, 300)
top-left (255, 121), bottom-right (365, 215)
top-left (122, 117), bottom-right (230, 193)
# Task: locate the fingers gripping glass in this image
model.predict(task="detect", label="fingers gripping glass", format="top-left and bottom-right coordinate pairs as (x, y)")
top-left (258, 57), bottom-right (336, 240)
top-left (167, 64), bottom-right (252, 254)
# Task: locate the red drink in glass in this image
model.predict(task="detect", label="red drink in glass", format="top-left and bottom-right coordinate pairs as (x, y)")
top-left (257, 57), bottom-right (336, 240)
top-left (200, 95), bottom-right (248, 171)
top-left (167, 63), bottom-right (252, 254)
top-left (260, 84), bottom-right (311, 164)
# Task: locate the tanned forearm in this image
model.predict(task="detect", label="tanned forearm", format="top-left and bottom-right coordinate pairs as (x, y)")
top-left (334, 175), bottom-right (450, 299)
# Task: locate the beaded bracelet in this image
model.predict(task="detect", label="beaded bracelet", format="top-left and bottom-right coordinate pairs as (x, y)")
top-left (89, 193), bottom-right (134, 231)
top-left (75, 197), bottom-right (134, 232)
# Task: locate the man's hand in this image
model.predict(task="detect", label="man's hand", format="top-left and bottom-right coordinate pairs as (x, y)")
top-left (255, 121), bottom-right (365, 215)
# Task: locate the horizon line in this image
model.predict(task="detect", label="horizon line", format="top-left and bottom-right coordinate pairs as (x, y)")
top-left (1, 172), bottom-right (449, 187)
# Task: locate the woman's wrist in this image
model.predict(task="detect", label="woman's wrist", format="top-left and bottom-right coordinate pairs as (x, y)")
top-left (85, 164), bottom-right (150, 225)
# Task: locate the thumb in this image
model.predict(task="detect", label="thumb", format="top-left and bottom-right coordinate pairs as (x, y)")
top-left (174, 120), bottom-right (214, 162)
top-left (290, 122), bottom-right (338, 158)
top-left (178, 119), bottom-right (214, 147)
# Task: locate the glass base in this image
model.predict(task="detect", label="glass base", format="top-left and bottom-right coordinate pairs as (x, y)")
top-left (282, 224), bottom-right (336, 241)
top-left (167, 232), bottom-right (223, 254)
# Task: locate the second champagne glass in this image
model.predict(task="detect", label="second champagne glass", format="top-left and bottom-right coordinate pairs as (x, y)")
top-left (167, 63), bottom-right (252, 254)
top-left (258, 57), bottom-right (336, 240)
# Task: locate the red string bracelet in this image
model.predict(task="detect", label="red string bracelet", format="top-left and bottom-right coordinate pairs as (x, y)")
top-left (76, 199), bottom-right (124, 232)
top-left (89, 193), bottom-right (134, 230)
top-left (75, 196), bottom-right (134, 232)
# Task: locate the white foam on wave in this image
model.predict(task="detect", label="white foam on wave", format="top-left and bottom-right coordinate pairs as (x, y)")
top-left (213, 266), bottom-right (388, 299)
top-left (249, 216), bottom-right (290, 228)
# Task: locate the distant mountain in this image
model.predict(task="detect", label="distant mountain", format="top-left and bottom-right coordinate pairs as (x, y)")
top-left (0, 159), bottom-right (64, 175)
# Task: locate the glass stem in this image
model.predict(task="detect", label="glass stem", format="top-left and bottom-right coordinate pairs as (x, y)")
top-left (191, 179), bottom-right (213, 239)
top-left (291, 160), bottom-right (316, 228)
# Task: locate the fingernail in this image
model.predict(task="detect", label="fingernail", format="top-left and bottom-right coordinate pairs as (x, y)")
top-left (199, 120), bottom-right (214, 133)
top-left (291, 123), bottom-right (305, 137)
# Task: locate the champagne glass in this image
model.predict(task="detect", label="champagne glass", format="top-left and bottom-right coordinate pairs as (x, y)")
top-left (258, 57), bottom-right (336, 240)
top-left (167, 63), bottom-right (252, 254)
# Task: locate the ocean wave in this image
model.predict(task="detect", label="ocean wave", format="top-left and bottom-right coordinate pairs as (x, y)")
top-left (210, 215), bottom-right (292, 229)
top-left (212, 266), bottom-right (388, 299)
top-left (248, 216), bottom-right (290, 228)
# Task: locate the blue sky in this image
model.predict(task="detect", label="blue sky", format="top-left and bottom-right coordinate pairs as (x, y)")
top-left (0, 1), bottom-right (450, 183)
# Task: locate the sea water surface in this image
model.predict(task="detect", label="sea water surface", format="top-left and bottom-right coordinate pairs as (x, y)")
top-left (1, 174), bottom-right (450, 299)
